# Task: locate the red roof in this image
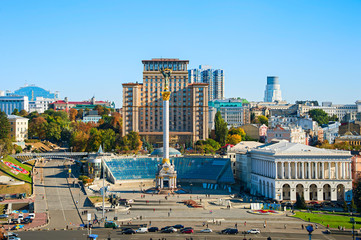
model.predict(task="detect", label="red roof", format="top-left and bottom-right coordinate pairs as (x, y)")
top-left (221, 144), bottom-right (235, 149)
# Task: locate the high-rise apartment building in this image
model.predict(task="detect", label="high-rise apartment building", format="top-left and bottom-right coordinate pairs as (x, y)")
top-left (188, 65), bottom-right (224, 101)
top-left (122, 58), bottom-right (209, 145)
top-left (264, 76), bottom-right (282, 102)
top-left (0, 96), bottom-right (29, 115)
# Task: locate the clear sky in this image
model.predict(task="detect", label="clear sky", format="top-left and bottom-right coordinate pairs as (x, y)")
top-left (1, 0), bottom-right (360, 107)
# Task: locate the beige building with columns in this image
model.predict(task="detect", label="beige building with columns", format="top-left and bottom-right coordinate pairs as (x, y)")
top-left (122, 58), bottom-right (209, 145)
top-left (250, 141), bottom-right (352, 202)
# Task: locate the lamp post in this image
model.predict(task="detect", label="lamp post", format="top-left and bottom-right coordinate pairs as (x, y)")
top-left (351, 218), bottom-right (355, 240)
top-left (306, 224), bottom-right (314, 240)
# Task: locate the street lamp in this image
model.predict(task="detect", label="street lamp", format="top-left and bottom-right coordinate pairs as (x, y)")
top-left (306, 224), bottom-right (314, 240)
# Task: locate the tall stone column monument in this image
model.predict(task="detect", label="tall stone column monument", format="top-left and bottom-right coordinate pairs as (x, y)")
top-left (155, 68), bottom-right (177, 191)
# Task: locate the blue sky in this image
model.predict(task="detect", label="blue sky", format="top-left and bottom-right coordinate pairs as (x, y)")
top-left (1, 0), bottom-right (360, 107)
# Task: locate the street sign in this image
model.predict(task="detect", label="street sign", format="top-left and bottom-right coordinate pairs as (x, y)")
top-left (87, 213), bottom-right (91, 221)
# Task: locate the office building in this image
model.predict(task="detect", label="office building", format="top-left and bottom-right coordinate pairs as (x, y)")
top-left (188, 65), bottom-right (224, 100)
top-left (264, 76), bottom-right (282, 102)
top-left (208, 98), bottom-right (250, 129)
top-left (0, 96), bottom-right (29, 115)
top-left (122, 58), bottom-right (209, 145)
top-left (8, 115), bottom-right (29, 142)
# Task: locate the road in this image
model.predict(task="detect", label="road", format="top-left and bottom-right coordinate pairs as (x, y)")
top-left (42, 160), bottom-right (82, 229)
top-left (17, 229), bottom-right (348, 240)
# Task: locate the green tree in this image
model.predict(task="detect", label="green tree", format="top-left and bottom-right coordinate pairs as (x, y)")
top-left (353, 179), bottom-right (361, 212)
top-left (295, 194), bottom-right (306, 209)
top-left (19, 109), bottom-right (28, 117)
top-left (11, 108), bottom-right (20, 115)
top-left (0, 111), bottom-right (10, 140)
top-left (101, 129), bottom-right (115, 152)
top-left (309, 109), bottom-right (329, 125)
top-left (142, 137), bottom-right (154, 153)
top-left (87, 128), bottom-right (102, 152)
top-left (70, 131), bottom-right (89, 152)
top-left (28, 116), bottom-right (47, 139)
top-left (214, 111), bottom-right (228, 146)
top-left (45, 122), bottom-right (62, 142)
top-left (351, 199), bottom-right (357, 212)
top-left (257, 115), bottom-right (269, 126)
top-left (343, 201), bottom-right (348, 212)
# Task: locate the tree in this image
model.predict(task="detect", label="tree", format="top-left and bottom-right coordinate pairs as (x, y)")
top-left (351, 199), bottom-right (357, 212)
top-left (28, 116), bottom-right (47, 139)
top-left (142, 137), bottom-right (154, 153)
top-left (87, 128), bottom-right (102, 152)
top-left (71, 131), bottom-right (89, 152)
top-left (214, 111), bottom-right (228, 146)
top-left (353, 179), bottom-right (361, 212)
top-left (226, 134), bottom-right (242, 145)
top-left (343, 201), bottom-right (348, 212)
top-left (101, 129), bottom-right (115, 152)
top-left (295, 194), bottom-right (306, 209)
top-left (257, 115), bottom-right (268, 126)
top-left (19, 109), bottom-right (28, 117)
top-left (122, 131), bottom-right (142, 151)
top-left (229, 127), bottom-right (246, 140)
top-left (11, 109), bottom-right (19, 115)
top-left (46, 122), bottom-right (62, 142)
top-left (0, 111), bottom-right (10, 140)
top-left (309, 109), bottom-right (329, 125)
top-left (76, 109), bottom-right (84, 120)
top-left (69, 108), bottom-right (78, 122)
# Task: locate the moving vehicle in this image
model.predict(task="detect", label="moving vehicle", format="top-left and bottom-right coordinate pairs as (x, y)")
top-left (180, 227), bottom-right (193, 233)
top-left (17, 214), bottom-right (24, 221)
top-left (135, 227), bottom-right (148, 233)
top-left (21, 218), bottom-right (32, 224)
top-left (104, 221), bottom-right (117, 229)
top-left (0, 214), bottom-right (9, 218)
top-left (247, 228), bottom-right (261, 234)
top-left (181, 229), bottom-right (193, 234)
top-left (200, 228), bottom-right (213, 233)
top-left (8, 236), bottom-right (21, 240)
top-left (11, 219), bottom-right (21, 224)
top-left (28, 213), bottom-right (35, 219)
top-left (4, 232), bottom-right (19, 238)
top-left (148, 227), bottom-right (159, 232)
top-left (173, 224), bottom-right (184, 229)
top-left (122, 229), bottom-right (136, 234)
top-left (161, 228), bottom-right (176, 233)
top-left (161, 226), bottom-right (172, 231)
top-left (221, 228), bottom-right (238, 234)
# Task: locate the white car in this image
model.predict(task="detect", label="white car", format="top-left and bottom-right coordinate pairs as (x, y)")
top-left (247, 228), bottom-right (261, 234)
top-left (17, 214), bottom-right (24, 220)
top-left (28, 213), bottom-right (36, 219)
top-left (135, 227), bottom-right (148, 233)
top-left (200, 228), bottom-right (213, 233)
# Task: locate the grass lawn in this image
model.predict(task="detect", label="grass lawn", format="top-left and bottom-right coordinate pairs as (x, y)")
top-left (0, 156), bottom-right (32, 183)
top-left (0, 182), bottom-right (32, 196)
top-left (292, 211), bottom-right (361, 229)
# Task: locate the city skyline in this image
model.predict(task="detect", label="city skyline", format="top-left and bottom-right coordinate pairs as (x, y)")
top-left (1, 1), bottom-right (360, 107)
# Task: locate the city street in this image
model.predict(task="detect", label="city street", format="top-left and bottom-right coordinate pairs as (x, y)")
top-left (42, 160), bottom-right (82, 229)
top-left (16, 228), bottom-right (348, 240)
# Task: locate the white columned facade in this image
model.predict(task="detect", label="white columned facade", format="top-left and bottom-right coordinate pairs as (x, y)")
top-left (288, 162), bottom-right (291, 179)
top-left (335, 162), bottom-right (339, 179)
top-left (328, 162), bottom-right (331, 179)
top-left (308, 162), bottom-right (311, 179)
top-left (295, 162), bottom-right (298, 179)
top-left (281, 162), bottom-right (284, 179)
top-left (301, 162), bottom-right (305, 179)
top-left (315, 162), bottom-right (318, 179)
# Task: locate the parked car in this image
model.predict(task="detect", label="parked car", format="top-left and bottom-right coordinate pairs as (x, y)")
top-left (247, 228), bottom-right (261, 234)
top-left (135, 227), bottom-right (148, 233)
top-left (17, 214), bottom-right (24, 220)
top-left (0, 214), bottom-right (9, 218)
top-left (0, 196), bottom-right (5, 202)
top-left (11, 219), bottom-right (21, 224)
top-left (173, 224), bottom-right (184, 229)
top-left (148, 227), bottom-right (159, 232)
top-left (122, 229), bottom-right (136, 234)
top-left (104, 221), bottom-right (117, 229)
top-left (21, 218), bottom-right (32, 224)
top-left (28, 213), bottom-right (36, 219)
top-left (200, 228), bottom-right (213, 233)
